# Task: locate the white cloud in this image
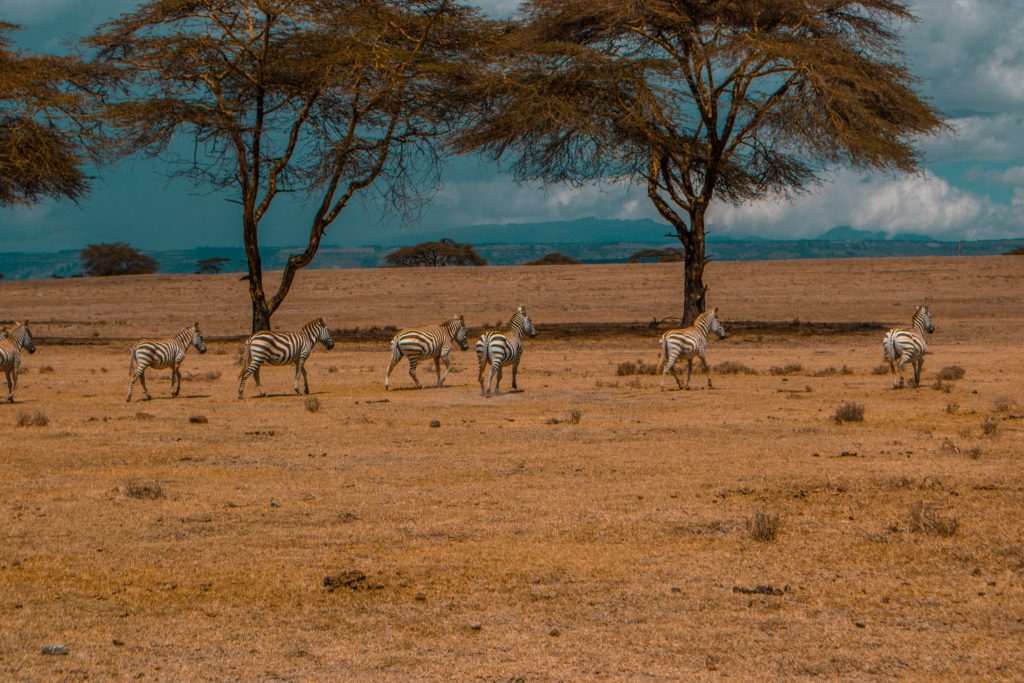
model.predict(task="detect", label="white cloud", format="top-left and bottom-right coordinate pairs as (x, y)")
top-left (0, 0), bottom-right (75, 24)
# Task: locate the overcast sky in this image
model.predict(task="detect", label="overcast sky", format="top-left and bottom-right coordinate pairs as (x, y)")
top-left (1, 0), bottom-right (1023, 250)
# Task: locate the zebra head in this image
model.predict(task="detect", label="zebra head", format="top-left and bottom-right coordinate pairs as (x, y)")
top-left (16, 322), bottom-right (36, 354)
top-left (709, 308), bottom-right (726, 339)
top-left (914, 305), bottom-right (935, 334)
top-left (315, 317), bottom-right (335, 350)
top-left (191, 322), bottom-right (207, 354)
top-left (451, 314), bottom-right (469, 350)
top-left (517, 305), bottom-right (537, 338)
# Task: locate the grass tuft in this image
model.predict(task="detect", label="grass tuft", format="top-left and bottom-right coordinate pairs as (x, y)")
top-left (812, 365), bottom-right (854, 377)
top-left (908, 501), bottom-right (958, 536)
top-left (935, 365), bottom-right (965, 381)
top-left (124, 480), bottom-right (164, 500)
top-left (746, 510), bottom-right (781, 542)
top-left (616, 359), bottom-right (658, 376)
top-left (981, 418), bottom-right (998, 436)
top-left (304, 397), bottom-right (321, 413)
top-left (16, 410), bottom-right (48, 427)
top-left (870, 364), bottom-right (889, 375)
top-left (714, 361), bottom-right (758, 375)
top-left (769, 363), bottom-right (803, 376)
top-left (833, 402), bottom-right (865, 424)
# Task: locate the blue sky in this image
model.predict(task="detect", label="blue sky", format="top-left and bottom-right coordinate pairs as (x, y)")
top-left (1, 0), bottom-right (1023, 250)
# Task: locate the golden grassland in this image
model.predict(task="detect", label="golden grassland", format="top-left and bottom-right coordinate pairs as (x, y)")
top-left (2, 256), bottom-right (1023, 680)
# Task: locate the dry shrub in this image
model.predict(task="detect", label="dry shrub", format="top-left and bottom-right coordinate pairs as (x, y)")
top-left (746, 510), bottom-right (781, 542)
top-left (908, 501), bottom-right (958, 536)
top-left (935, 365), bottom-right (965, 381)
top-left (812, 365), bottom-right (854, 377)
top-left (38, 365), bottom-right (55, 374)
top-left (932, 379), bottom-right (953, 393)
top-left (184, 370), bottom-right (222, 382)
top-left (546, 409), bottom-right (582, 425)
top-left (769, 363), bottom-right (803, 376)
top-left (993, 397), bottom-right (1016, 413)
top-left (328, 365), bottom-right (339, 374)
top-left (714, 361), bottom-right (757, 375)
top-left (966, 446), bottom-right (982, 460)
top-left (304, 397), bottom-right (321, 413)
top-left (16, 410), bottom-right (48, 427)
top-left (124, 480), bottom-right (164, 500)
top-left (616, 359), bottom-right (658, 376)
top-left (981, 418), bottom-right (998, 436)
top-left (870, 364), bottom-right (889, 375)
top-left (945, 402), bottom-right (959, 414)
top-left (833, 402), bottom-right (865, 424)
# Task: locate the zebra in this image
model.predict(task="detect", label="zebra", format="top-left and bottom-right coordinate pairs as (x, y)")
top-left (126, 322), bottom-right (207, 402)
top-left (656, 308), bottom-right (726, 391)
top-left (883, 305), bottom-right (935, 389)
top-left (238, 317), bottom-right (334, 399)
top-left (477, 305), bottom-right (537, 397)
top-left (1, 322), bottom-right (36, 403)
top-left (384, 314), bottom-right (469, 390)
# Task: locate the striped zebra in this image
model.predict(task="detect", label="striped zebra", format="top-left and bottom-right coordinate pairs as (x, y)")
top-left (384, 315), bottom-right (469, 390)
top-left (238, 317), bottom-right (334, 399)
top-left (1, 322), bottom-right (36, 403)
top-left (656, 308), bottom-right (726, 391)
top-left (883, 305), bottom-right (935, 389)
top-left (477, 305), bottom-right (537, 397)
top-left (126, 322), bottom-right (207, 402)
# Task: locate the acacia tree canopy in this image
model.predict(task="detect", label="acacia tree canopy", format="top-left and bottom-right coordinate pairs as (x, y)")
top-left (80, 242), bottom-right (159, 276)
top-left (86, 0), bottom-right (487, 332)
top-left (385, 238), bottom-right (487, 267)
top-left (456, 0), bottom-right (945, 323)
top-left (0, 23), bottom-right (99, 207)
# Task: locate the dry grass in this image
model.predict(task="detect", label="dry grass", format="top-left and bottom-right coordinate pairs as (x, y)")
top-left (993, 396), bottom-right (1016, 413)
top-left (982, 418), bottom-right (998, 436)
top-left (769, 363), bottom-right (803, 376)
top-left (123, 480), bottom-right (164, 500)
top-left (616, 358), bottom-right (659, 376)
top-left (713, 360), bottom-right (758, 375)
top-left (871, 363), bottom-right (889, 375)
top-left (183, 370), bottom-right (222, 381)
top-left (2, 257), bottom-right (1024, 680)
top-left (936, 365), bottom-right (965, 381)
top-left (15, 410), bottom-right (48, 427)
top-left (908, 501), bottom-right (959, 536)
top-left (811, 365), bottom-right (853, 376)
top-left (832, 401), bottom-right (865, 424)
top-left (746, 510), bottom-right (781, 541)
top-left (304, 397), bottom-right (321, 413)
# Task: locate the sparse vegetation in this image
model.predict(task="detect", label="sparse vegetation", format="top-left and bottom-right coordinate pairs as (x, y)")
top-left (184, 370), bottom-right (222, 382)
top-left (385, 239), bottom-right (487, 268)
top-left (945, 402), bottom-right (959, 414)
top-left (546, 409), bottom-right (582, 425)
top-left (993, 397), bottom-right (1016, 413)
top-left (79, 242), bottom-right (159, 277)
top-left (936, 365), bottom-right (965, 381)
top-left (982, 418), bottom-right (998, 436)
top-left (124, 480), bottom-right (164, 500)
top-left (524, 252), bottom-right (580, 266)
top-left (812, 365), bottom-right (853, 377)
top-left (16, 410), bottom-right (48, 427)
top-left (627, 247), bottom-right (685, 263)
top-left (616, 359), bottom-right (658, 376)
top-left (932, 379), bottom-right (953, 393)
top-left (304, 397), bottom-right (321, 413)
top-left (195, 257), bottom-right (230, 275)
top-left (871, 364), bottom-right (889, 375)
top-left (833, 402), bottom-right (865, 424)
top-left (908, 501), bottom-right (959, 537)
top-left (769, 363), bottom-right (803, 376)
top-left (746, 510), bottom-right (781, 542)
top-left (713, 361), bottom-right (757, 375)
top-left (38, 365), bottom-right (55, 374)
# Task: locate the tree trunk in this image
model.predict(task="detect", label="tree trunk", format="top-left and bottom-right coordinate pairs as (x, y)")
top-left (680, 207), bottom-right (708, 325)
top-left (242, 213), bottom-right (272, 333)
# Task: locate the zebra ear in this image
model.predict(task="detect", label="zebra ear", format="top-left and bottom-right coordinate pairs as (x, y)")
top-left (194, 321), bottom-right (200, 328)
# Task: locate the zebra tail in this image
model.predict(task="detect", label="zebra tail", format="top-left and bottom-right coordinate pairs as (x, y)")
top-left (389, 338), bottom-right (403, 364)
top-left (238, 340), bottom-right (252, 380)
top-left (655, 338), bottom-right (667, 375)
top-left (128, 347), bottom-right (137, 377)
top-left (882, 333), bottom-right (895, 363)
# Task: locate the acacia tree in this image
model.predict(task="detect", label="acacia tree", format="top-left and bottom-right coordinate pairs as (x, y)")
top-left (80, 242), bottom-right (159, 276)
top-left (384, 238), bottom-right (486, 266)
top-left (0, 23), bottom-right (97, 207)
top-left (87, 0), bottom-right (483, 331)
top-left (457, 0), bottom-right (944, 322)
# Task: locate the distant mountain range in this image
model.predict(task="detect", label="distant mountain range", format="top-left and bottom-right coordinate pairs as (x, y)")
top-left (1, 218), bottom-right (1021, 281)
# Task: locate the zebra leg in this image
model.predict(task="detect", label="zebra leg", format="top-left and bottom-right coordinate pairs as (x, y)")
top-left (434, 357), bottom-right (443, 386)
top-left (913, 357), bottom-right (924, 388)
top-left (126, 363), bottom-right (138, 402)
top-left (253, 368), bottom-right (265, 397)
top-left (700, 352), bottom-right (713, 388)
top-left (494, 365), bottom-right (504, 395)
top-left (138, 368), bottom-right (152, 400)
top-left (438, 352), bottom-right (453, 387)
top-left (384, 355), bottom-right (401, 390)
top-left (294, 359), bottom-right (305, 395)
top-left (511, 359), bottom-right (519, 391)
top-left (889, 358), bottom-right (899, 389)
top-left (4, 370), bottom-right (13, 402)
top-left (408, 357), bottom-right (422, 389)
top-left (485, 362), bottom-right (500, 397)
top-left (661, 352), bottom-right (681, 391)
top-left (171, 364), bottom-right (181, 398)
top-left (685, 358), bottom-right (695, 390)
top-left (302, 366), bottom-right (310, 395)
top-left (896, 353), bottom-right (912, 389)
top-left (238, 364), bottom-right (263, 399)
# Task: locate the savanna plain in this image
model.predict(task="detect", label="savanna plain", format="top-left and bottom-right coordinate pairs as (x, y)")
top-left (2, 256), bottom-right (1023, 681)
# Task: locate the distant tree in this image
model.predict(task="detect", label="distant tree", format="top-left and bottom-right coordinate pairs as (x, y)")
top-left (385, 238), bottom-right (487, 267)
top-left (0, 23), bottom-right (99, 207)
top-left (87, 1), bottom-right (486, 332)
top-left (195, 257), bottom-right (230, 275)
top-left (457, 0), bottom-right (945, 323)
top-left (524, 252), bottom-right (580, 265)
top-left (80, 242), bottom-right (158, 277)
top-left (1004, 247), bottom-right (1024, 256)
top-left (628, 248), bottom-right (685, 264)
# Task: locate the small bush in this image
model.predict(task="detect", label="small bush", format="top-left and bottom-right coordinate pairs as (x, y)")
top-left (714, 361), bottom-right (757, 375)
top-left (16, 410), bottom-right (48, 427)
top-left (124, 480), bottom-right (164, 499)
top-left (993, 397), bottom-right (1016, 413)
top-left (546, 409), bottom-right (582, 425)
top-left (183, 370), bottom-right (221, 382)
top-left (981, 418), bottom-right (998, 436)
top-left (327, 365), bottom-right (339, 374)
top-left (932, 379), bottom-right (953, 393)
top-left (616, 359), bottom-right (658, 376)
top-left (966, 446), bottom-right (982, 460)
top-left (935, 365), bottom-right (965, 381)
top-left (833, 402), bottom-right (865, 424)
top-left (769, 363), bottom-right (803, 376)
top-left (746, 510), bottom-right (781, 542)
top-left (812, 365), bottom-right (854, 377)
top-left (871, 364), bottom-right (889, 375)
top-left (908, 501), bottom-right (958, 536)
top-left (38, 365), bottom-right (55, 374)
top-left (945, 402), bottom-right (959, 414)
top-left (304, 397), bottom-right (321, 413)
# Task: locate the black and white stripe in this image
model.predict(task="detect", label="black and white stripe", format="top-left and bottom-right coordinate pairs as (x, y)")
top-left (126, 322), bottom-right (207, 402)
top-left (385, 314), bottom-right (469, 389)
top-left (1, 322), bottom-right (36, 403)
top-left (883, 305), bottom-right (935, 388)
top-left (656, 308), bottom-right (726, 390)
top-left (477, 305), bottom-right (537, 397)
top-left (238, 318), bottom-right (334, 398)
